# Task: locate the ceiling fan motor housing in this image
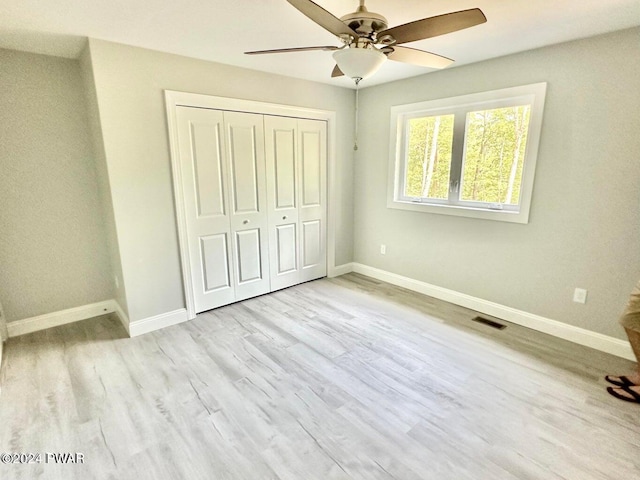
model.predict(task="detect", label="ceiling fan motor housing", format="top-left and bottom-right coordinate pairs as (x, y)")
top-left (340, 4), bottom-right (388, 38)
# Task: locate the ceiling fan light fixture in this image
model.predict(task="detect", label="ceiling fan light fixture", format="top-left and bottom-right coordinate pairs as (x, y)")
top-left (332, 47), bottom-right (386, 81)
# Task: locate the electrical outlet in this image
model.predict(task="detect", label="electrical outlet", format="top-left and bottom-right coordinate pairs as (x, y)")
top-left (573, 288), bottom-right (587, 304)
top-left (115, 275), bottom-right (120, 289)
top-left (380, 244), bottom-right (386, 255)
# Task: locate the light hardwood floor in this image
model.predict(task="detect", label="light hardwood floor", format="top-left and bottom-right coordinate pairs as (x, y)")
top-left (1, 273), bottom-right (638, 480)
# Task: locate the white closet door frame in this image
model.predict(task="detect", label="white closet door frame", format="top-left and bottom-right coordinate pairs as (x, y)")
top-left (165, 90), bottom-right (339, 320)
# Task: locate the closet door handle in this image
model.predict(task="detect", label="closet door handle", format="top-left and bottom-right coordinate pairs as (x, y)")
top-left (282, 216), bottom-right (287, 220)
top-left (243, 220), bottom-right (249, 225)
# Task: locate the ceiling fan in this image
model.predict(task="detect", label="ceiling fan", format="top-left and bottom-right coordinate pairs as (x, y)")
top-left (246, 0), bottom-right (487, 83)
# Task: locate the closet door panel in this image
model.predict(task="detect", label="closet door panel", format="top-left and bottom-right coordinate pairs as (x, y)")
top-left (301, 129), bottom-right (322, 207)
top-left (200, 234), bottom-right (232, 291)
top-left (176, 107), bottom-right (236, 312)
top-left (192, 123), bottom-right (226, 217)
top-left (224, 111), bottom-right (270, 300)
top-left (228, 124), bottom-right (260, 214)
top-left (235, 229), bottom-right (263, 282)
top-left (274, 129), bottom-right (296, 209)
top-left (265, 116), bottom-right (301, 290)
top-left (298, 120), bottom-right (327, 281)
top-left (301, 220), bottom-right (322, 269)
top-left (276, 224), bottom-right (297, 274)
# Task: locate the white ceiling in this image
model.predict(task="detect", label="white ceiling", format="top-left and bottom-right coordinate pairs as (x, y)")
top-left (1, 0), bottom-right (639, 88)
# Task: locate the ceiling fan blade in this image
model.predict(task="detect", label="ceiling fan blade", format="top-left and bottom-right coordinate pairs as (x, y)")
top-left (286, 0), bottom-right (358, 38)
top-left (331, 64), bottom-right (344, 78)
top-left (379, 8), bottom-right (487, 45)
top-left (387, 46), bottom-right (454, 69)
top-left (245, 46), bottom-right (339, 55)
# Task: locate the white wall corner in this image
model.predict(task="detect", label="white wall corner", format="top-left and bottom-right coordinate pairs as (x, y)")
top-left (7, 300), bottom-right (116, 338)
top-left (328, 263), bottom-right (354, 278)
top-left (128, 309), bottom-right (189, 337)
top-left (109, 300), bottom-right (130, 336)
top-left (351, 263), bottom-right (634, 361)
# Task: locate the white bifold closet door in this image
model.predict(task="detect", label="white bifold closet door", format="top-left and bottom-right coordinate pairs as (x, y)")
top-left (265, 116), bottom-right (327, 291)
top-left (175, 105), bottom-right (326, 314)
top-left (176, 107), bottom-right (269, 313)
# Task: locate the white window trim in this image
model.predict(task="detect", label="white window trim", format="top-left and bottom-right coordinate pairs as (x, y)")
top-left (387, 83), bottom-right (547, 224)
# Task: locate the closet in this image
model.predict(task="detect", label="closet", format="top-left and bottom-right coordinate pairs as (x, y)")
top-left (174, 106), bottom-right (327, 314)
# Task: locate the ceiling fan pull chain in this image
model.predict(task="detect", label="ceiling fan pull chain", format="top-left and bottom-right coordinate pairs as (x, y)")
top-left (354, 77), bottom-right (361, 151)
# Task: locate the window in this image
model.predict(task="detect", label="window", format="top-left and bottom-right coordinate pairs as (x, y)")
top-left (388, 83), bottom-right (546, 223)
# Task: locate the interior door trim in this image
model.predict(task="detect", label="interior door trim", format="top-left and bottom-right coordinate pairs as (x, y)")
top-left (165, 90), bottom-right (337, 320)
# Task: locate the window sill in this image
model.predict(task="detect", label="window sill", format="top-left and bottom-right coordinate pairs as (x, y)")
top-left (387, 199), bottom-right (530, 224)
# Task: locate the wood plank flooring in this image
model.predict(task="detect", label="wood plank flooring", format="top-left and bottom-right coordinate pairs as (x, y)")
top-left (0, 273), bottom-right (638, 479)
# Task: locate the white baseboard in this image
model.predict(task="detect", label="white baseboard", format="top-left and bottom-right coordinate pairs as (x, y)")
top-left (4, 298), bottom-right (187, 340)
top-left (352, 263), bottom-right (634, 361)
top-left (128, 308), bottom-right (189, 337)
top-left (328, 262), bottom-right (354, 278)
top-left (4, 265), bottom-right (631, 360)
top-left (7, 300), bottom-right (116, 338)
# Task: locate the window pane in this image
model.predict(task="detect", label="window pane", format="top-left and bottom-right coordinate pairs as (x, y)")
top-left (461, 105), bottom-right (531, 205)
top-left (404, 114), bottom-right (454, 199)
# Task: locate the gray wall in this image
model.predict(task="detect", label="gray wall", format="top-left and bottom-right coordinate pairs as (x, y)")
top-left (86, 39), bottom-right (355, 322)
top-left (353, 27), bottom-right (640, 340)
top-left (0, 49), bottom-right (113, 322)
